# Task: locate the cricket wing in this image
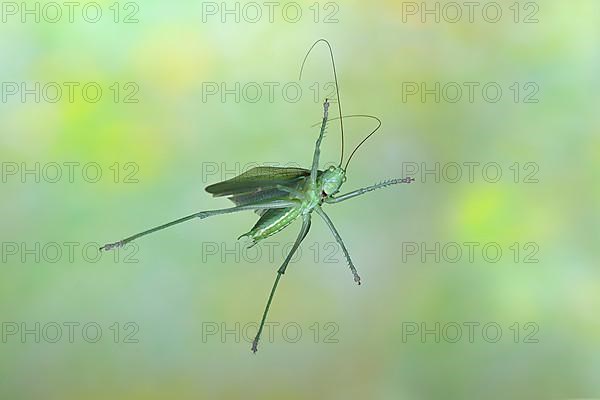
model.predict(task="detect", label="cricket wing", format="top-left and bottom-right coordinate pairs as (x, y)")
top-left (206, 166), bottom-right (323, 215)
top-left (228, 187), bottom-right (294, 207)
top-left (205, 166), bottom-right (311, 197)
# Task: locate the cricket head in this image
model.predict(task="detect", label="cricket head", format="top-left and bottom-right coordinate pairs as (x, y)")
top-left (319, 165), bottom-right (346, 197)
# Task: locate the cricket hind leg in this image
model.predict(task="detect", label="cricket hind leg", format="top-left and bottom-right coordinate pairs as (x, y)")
top-left (100, 200), bottom-right (298, 251)
top-left (251, 215), bottom-right (312, 353)
top-left (314, 206), bottom-right (361, 285)
top-left (324, 177), bottom-right (415, 204)
top-left (275, 184), bottom-right (305, 200)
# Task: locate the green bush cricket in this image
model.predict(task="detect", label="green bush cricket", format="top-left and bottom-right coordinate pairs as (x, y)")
top-left (100, 39), bottom-right (415, 353)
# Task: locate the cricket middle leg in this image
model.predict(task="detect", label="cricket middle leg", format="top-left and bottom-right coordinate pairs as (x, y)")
top-left (251, 215), bottom-right (311, 353)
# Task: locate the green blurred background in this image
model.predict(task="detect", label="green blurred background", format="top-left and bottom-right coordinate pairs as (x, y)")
top-left (1, 0), bottom-right (599, 399)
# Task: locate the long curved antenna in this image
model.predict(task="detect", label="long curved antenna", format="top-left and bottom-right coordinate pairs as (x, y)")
top-left (299, 39), bottom-right (345, 167)
top-left (309, 114), bottom-right (382, 172)
top-left (343, 115), bottom-right (382, 172)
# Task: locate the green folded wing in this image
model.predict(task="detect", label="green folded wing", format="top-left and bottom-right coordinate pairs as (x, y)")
top-left (205, 166), bottom-right (325, 213)
top-left (205, 166), bottom-right (311, 197)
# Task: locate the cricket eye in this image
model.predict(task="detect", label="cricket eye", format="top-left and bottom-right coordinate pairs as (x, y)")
top-left (328, 166), bottom-right (335, 172)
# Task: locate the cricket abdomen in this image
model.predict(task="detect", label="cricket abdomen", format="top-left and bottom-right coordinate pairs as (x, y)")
top-left (240, 206), bottom-right (303, 245)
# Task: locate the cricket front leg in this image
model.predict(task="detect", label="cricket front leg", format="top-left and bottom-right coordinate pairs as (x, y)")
top-left (325, 177), bottom-right (415, 204)
top-left (314, 206), bottom-right (361, 285)
top-left (309, 99), bottom-right (330, 186)
top-left (252, 215), bottom-right (311, 353)
top-left (100, 200), bottom-right (298, 251)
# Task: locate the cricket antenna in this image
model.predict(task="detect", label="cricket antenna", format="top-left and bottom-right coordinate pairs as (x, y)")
top-left (343, 114), bottom-right (382, 172)
top-left (299, 39), bottom-right (345, 168)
